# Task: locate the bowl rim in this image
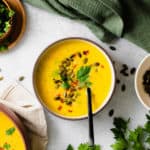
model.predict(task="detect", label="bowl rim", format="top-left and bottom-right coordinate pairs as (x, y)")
top-left (135, 54), bottom-right (150, 110)
top-left (8, 0), bottom-right (26, 49)
top-left (33, 37), bottom-right (116, 120)
top-left (0, 103), bottom-right (30, 150)
top-left (0, 0), bottom-right (26, 51)
top-left (0, 0), bottom-right (13, 41)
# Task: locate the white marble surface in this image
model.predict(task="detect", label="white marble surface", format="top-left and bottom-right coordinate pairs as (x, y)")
top-left (0, 3), bottom-right (149, 150)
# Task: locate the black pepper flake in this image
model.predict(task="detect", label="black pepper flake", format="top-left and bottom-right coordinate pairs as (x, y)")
top-left (108, 109), bottom-right (114, 117)
top-left (109, 46), bottom-right (116, 51)
top-left (121, 84), bottom-right (126, 92)
top-left (130, 67), bottom-right (136, 75)
top-left (19, 76), bottom-right (25, 81)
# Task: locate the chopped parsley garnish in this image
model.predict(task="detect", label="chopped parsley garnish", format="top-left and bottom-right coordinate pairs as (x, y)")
top-left (3, 143), bottom-right (11, 150)
top-left (0, 1), bottom-right (15, 51)
top-left (6, 127), bottom-right (15, 135)
top-left (53, 51), bottom-right (99, 106)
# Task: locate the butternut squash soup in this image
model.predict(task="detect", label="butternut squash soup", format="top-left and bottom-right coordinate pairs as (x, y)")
top-left (34, 38), bottom-right (115, 119)
top-left (0, 111), bottom-right (26, 150)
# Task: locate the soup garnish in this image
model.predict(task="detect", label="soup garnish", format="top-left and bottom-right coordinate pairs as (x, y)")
top-left (52, 51), bottom-right (100, 106)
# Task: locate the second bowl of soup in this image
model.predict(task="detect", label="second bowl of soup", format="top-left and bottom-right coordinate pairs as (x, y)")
top-left (33, 38), bottom-right (115, 119)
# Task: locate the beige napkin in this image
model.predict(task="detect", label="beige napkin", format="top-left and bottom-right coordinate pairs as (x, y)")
top-left (0, 82), bottom-right (48, 150)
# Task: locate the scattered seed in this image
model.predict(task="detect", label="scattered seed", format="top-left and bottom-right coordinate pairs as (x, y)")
top-left (109, 46), bottom-right (116, 51)
top-left (23, 105), bottom-right (32, 108)
top-left (116, 79), bottom-right (120, 84)
top-left (95, 68), bottom-right (98, 72)
top-left (130, 67), bottom-right (136, 75)
top-left (109, 109), bottom-right (114, 117)
top-left (123, 72), bottom-right (129, 76)
top-left (68, 93), bottom-right (74, 98)
top-left (64, 92), bottom-right (67, 98)
top-left (83, 58), bottom-right (88, 64)
top-left (101, 64), bottom-right (104, 68)
top-left (70, 54), bottom-right (76, 59)
top-left (0, 76), bottom-right (4, 81)
top-left (120, 64), bottom-right (129, 77)
top-left (55, 96), bottom-right (61, 100)
top-left (19, 76), bottom-right (25, 81)
top-left (121, 84), bottom-right (126, 92)
top-left (66, 100), bottom-right (72, 105)
top-left (78, 52), bottom-right (82, 58)
top-left (54, 80), bottom-right (61, 84)
top-left (68, 110), bottom-right (73, 113)
top-left (83, 50), bottom-right (89, 55)
top-left (122, 64), bottom-right (128, 69)
top-left (95, 62), bottom-right (100, 66)
top-left (58, 105), bottom-right (62, 111)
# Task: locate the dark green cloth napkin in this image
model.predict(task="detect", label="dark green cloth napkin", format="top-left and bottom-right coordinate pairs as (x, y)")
top-left (25, 0), bottom-right (150, 52)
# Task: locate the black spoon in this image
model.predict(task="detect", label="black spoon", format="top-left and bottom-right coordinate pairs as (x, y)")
top-left (87, 87), bottom-right (95, 147)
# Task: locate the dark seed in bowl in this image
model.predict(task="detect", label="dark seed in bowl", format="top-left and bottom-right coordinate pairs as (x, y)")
top-left (143, 69), bottom-right (150, 96)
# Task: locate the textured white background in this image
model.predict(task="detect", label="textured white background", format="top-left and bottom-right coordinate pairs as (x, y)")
top-left (0, 3), bottom-right (149, 150)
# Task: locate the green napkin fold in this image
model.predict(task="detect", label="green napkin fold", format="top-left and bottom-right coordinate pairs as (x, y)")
top-left (25, 0), bottom-right (150, 52)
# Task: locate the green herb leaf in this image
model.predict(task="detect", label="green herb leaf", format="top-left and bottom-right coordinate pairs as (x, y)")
top-left (62, 81), bottom-right (70, 89)
top-left (3, 143), bottom-right (11, 150)
top-left (8, 9), bottom-right (15, 17)
top-left (111, 139), bottom-right (127, 150)
top-left (67, 144), bottom-right (74, 150)
top-left (78, 143), bottom-right (100, 150)
top-left (6, 127), bottom-right (15, 135)
top-left (77, 66), bottom-right (91, 79)
top-left (0, 45), bottom-right (7, 51)
top-left (77, 66), bottom-right (92, 88)
top-left (111, 117), bottom-right (129, 140)
top-left (128, 127), bottom-right (144, 150)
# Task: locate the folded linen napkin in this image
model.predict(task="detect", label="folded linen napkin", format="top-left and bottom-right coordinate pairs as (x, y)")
top-left (0, 82), bottom-right (48, 150)
top-left (25, 0), bottom-right (150, 52)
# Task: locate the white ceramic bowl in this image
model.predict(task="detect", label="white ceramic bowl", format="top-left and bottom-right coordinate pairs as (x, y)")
top-left (135, 54), bottom-right (150, 110)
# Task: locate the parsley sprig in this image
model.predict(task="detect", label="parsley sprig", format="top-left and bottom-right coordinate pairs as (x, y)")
top-left (6, 127), bottom-right (15, 135)
top-left (111, 113), bottom-right (150, 150)
top-left (66, 143), bottom-right (100, 150)
top-left (77, 66), bottom-right (92, 88)
top-left (66, 113), bottom-right (150, 150)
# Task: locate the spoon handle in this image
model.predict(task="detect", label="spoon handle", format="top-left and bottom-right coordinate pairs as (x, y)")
top-left (87, 88), bottom-right (95, 146)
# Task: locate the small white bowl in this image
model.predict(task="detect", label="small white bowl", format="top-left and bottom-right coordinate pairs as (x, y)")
top-left (135, 54), bottom-right (150, 110)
